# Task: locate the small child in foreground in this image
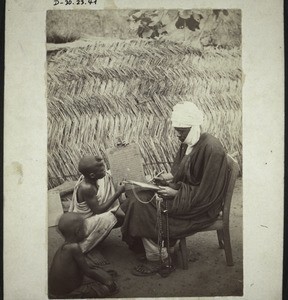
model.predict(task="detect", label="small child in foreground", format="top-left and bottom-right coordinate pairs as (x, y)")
top-left (49, 212), bottom-right (118, 299)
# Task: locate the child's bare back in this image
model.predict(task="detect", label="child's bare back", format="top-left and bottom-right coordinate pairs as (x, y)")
top-left (48, 212), bottom-right (118, 298)
top-left (49, 243), bottom-right (84, 296)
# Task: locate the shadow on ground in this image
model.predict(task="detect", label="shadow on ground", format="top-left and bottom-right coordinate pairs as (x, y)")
top-left (48, 178), bottom-right (243, 297)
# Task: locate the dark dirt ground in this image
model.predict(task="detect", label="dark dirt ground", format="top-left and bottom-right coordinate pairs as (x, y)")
top-left (48, 178), bottom-right (243, 298)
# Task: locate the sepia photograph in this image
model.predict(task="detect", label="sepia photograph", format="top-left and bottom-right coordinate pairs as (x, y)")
top-left (4, 0), bottom-right (284, 299)
top-left (46, 9), bottom-right (243, 298)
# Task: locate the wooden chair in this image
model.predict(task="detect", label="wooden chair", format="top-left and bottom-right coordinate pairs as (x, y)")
top-left (178, 155), bottom-right (240, 270)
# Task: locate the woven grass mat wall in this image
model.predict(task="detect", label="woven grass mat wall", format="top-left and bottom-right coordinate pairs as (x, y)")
top-left (47, 39), bottom-right (242, 188)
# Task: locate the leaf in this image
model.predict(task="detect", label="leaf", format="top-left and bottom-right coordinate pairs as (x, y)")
top-left (128, 10), bottom-right (140, 17)
top-left (129, 21), bottom-right (140, 31)
top-left (141, 17), bottom-right (152, 25)
top-left (131, 11), bottom-right (142, 19)
top-left (212, 9), bottom-right (221, 19)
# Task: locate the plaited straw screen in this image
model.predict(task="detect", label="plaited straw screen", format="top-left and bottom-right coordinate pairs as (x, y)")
top-left (47, 39), bottom-right (241, 188)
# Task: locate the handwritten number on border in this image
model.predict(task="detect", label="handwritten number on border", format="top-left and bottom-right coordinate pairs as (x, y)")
top-left (53, 0), bottom-right (97, 5)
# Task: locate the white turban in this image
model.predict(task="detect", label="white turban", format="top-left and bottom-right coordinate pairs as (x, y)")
top-left (171, 101), bottom-right (203, 128)
top-left (171, 101), bottom-right (204, 155)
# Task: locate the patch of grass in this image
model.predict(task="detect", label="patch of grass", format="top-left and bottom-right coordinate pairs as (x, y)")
top-left (46, 10), bottom-right (131, 43)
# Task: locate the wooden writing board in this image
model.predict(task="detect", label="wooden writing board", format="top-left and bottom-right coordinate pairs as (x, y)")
top-left (105, 143), bottom-right (146, 186)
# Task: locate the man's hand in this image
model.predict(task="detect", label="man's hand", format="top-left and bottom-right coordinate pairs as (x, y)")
top-left (153, 173), bottom-right (173, 186)
top-left (153, 176), bottom-right (169, 186)
top-left (157, 186), bottom-right (178, 199)
top-left (117, 182), bottom-right (126, 194)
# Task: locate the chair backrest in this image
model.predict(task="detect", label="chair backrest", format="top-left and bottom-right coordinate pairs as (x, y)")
top-left (222, 155), bottom-right (240, 225)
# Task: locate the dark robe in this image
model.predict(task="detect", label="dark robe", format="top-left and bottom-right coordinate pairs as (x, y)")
top-left (121, 133), bottom-right (229, 248)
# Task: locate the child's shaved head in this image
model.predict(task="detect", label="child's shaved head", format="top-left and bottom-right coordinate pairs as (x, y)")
top-left (78, 155), bottom-right (106, 179)
top-left (58, 212), bottom-right (85, 242)
top-left (78, 156), bottom-right (103, 175)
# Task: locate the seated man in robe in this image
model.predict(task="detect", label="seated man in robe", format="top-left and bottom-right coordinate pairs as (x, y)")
top-left (69, 155), bottom-right (125, 253)
top-left (121, 101), bottom-right (229, 276)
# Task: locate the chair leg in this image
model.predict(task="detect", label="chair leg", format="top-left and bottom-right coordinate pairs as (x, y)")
top-left (222, 227), bottom-right (234, 266)
top-left (217, 229), bottom-right (224, 249)
top-left (179, 238), bottom-right (188, 270)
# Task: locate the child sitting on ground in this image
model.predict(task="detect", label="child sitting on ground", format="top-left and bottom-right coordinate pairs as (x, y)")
top-left (49, 212), bottom-right (118, 299)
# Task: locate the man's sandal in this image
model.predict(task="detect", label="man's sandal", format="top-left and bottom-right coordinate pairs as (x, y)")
top-left (157, 264), bottom-right (176, 278)
top-left (131, 264), bottom-right (160, 277)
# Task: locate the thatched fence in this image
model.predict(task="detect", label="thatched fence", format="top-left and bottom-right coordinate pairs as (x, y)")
top-left (47, 39), bottom-right (242, 189)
